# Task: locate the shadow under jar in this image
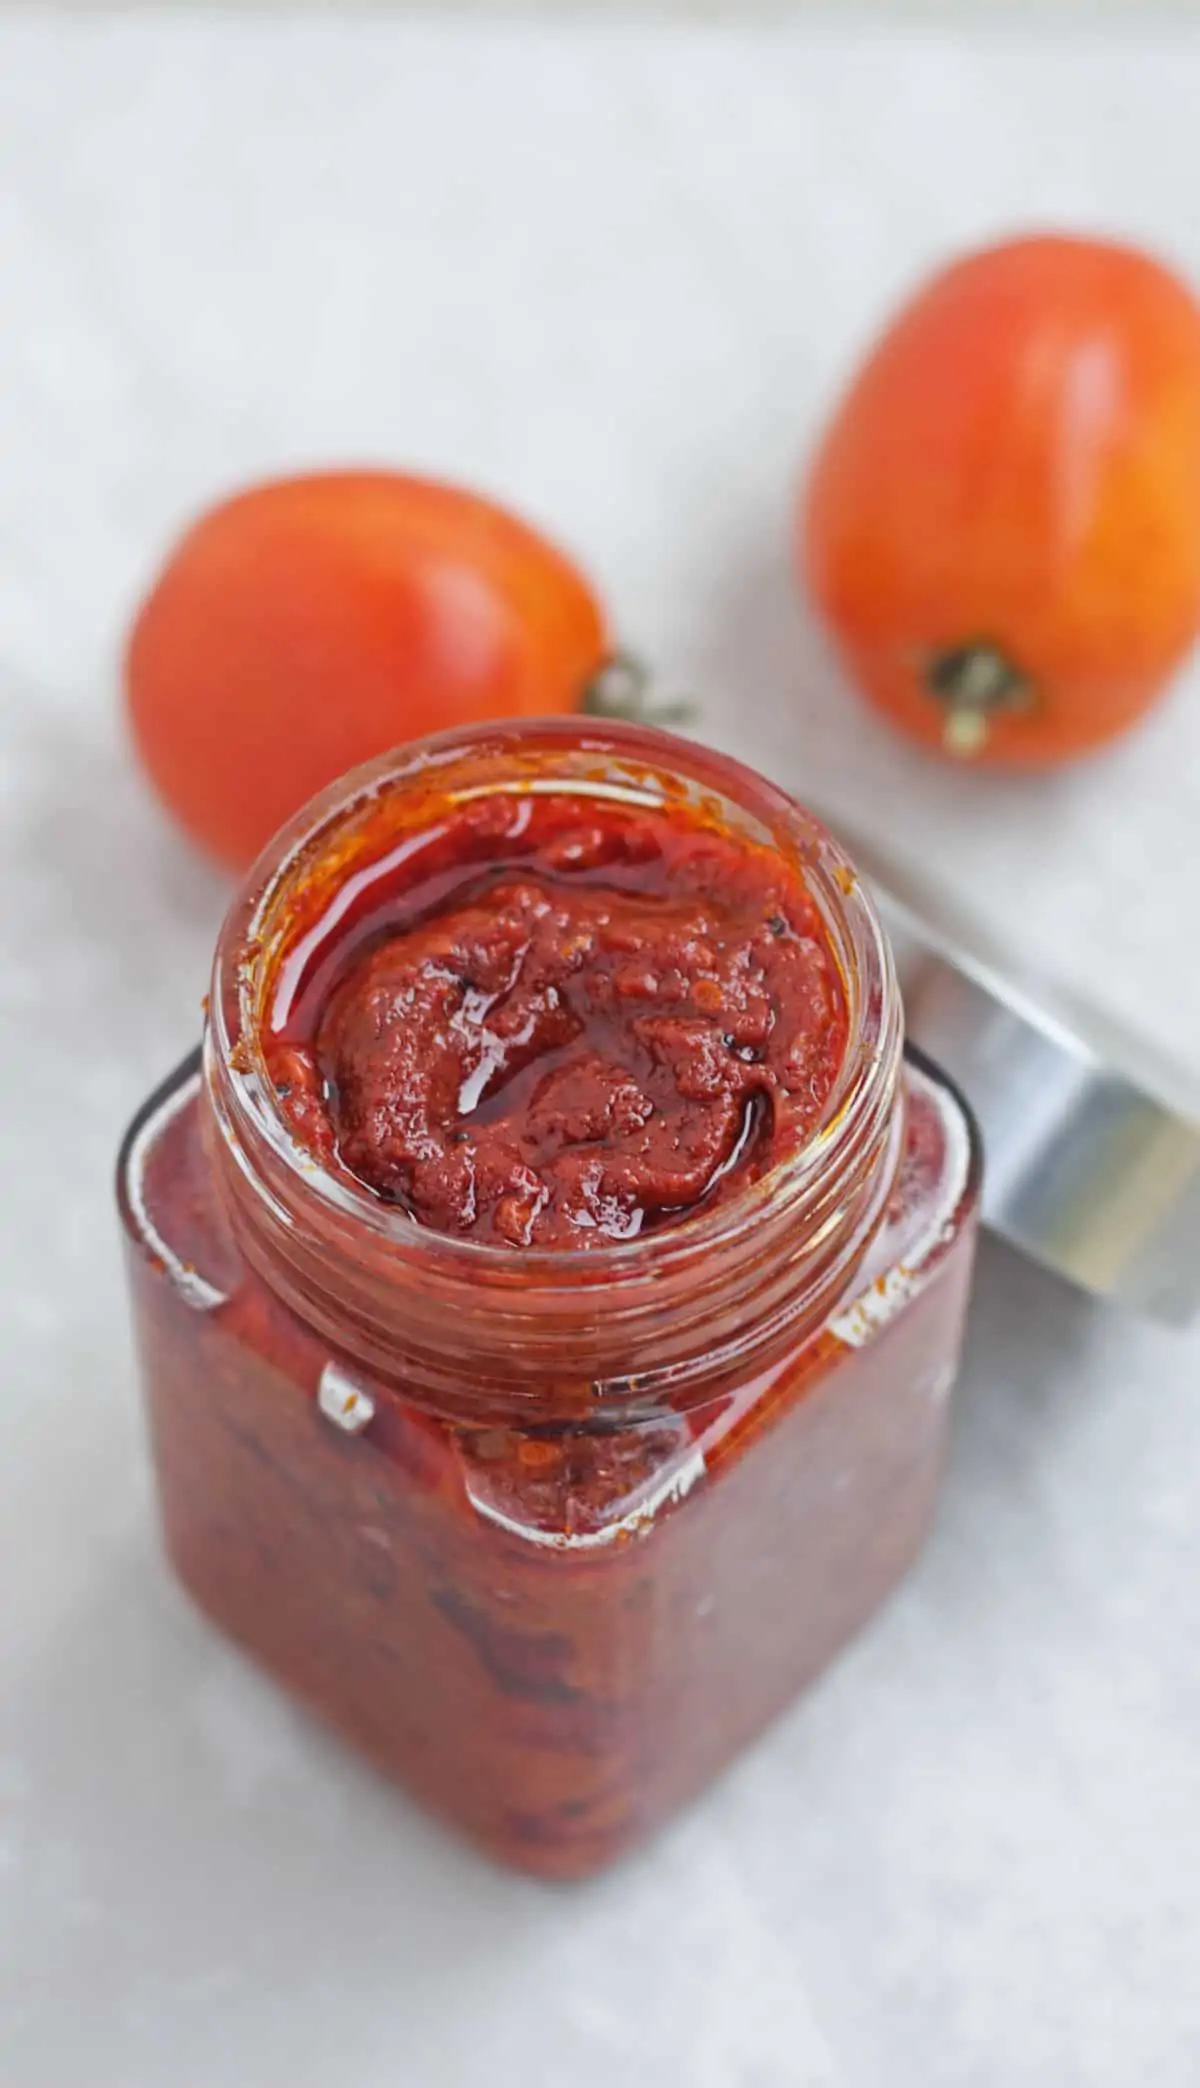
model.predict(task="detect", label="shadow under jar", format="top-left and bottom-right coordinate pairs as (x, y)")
top-left (118, 719), bottom-right (980, 1879)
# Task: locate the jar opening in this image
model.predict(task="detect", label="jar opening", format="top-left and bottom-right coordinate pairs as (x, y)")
top-left (205, 720), bottom-right (902, 1419)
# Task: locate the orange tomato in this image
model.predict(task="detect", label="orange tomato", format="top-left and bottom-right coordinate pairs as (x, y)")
top-left (127, 472), bottom-right (609, 869)
top-left (803, 234), bottom-right (1200, 763)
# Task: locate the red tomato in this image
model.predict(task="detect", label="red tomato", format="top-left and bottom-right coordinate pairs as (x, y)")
top-left (803, 234), bottom-right (1200, 763)
top-left (127, 472), bottom-right (609, 869)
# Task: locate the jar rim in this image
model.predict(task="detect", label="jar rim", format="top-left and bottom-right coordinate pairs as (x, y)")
top-left (209, 717), bottom-right (898, 1283)
top-left (204, 718), bottom-right (903, 1417)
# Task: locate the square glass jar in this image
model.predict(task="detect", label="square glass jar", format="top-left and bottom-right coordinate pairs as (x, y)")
top-left (119, 722), bottom-right (980, 1877)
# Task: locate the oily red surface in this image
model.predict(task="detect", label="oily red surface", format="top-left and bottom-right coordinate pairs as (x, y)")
top-left (270, 792), bottom-right (848, 1247)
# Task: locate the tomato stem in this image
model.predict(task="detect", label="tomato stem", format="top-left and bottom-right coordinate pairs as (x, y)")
top-left (582, 652), bottom-right (694, 728)
top-left (925, 641), bottom-right (1031, 756)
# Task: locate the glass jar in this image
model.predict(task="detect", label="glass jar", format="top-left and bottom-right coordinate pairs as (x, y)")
top-left (117, 719), bottom-right (981, 1878)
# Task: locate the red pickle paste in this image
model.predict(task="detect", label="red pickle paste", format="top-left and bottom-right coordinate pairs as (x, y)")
top-left (268, 792), bottom-right (849, 1247)
top-left (118, 722), bottom-right (980, 1877)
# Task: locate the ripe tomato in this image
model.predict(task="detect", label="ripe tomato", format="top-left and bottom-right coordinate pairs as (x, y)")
top-left (127, 472), bottom-right (609, 869)
top-left (803, 234), bottom-right (1200, 763)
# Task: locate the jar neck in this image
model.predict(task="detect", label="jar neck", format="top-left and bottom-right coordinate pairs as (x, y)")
top-left (205, 720), bottom-right (903, 1427)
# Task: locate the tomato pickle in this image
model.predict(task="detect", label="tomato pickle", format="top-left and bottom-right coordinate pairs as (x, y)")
top-left (118, 720), bottom-right (980, 1877)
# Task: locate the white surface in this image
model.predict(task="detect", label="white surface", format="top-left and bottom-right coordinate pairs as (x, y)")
top-left (3, 16), bottom-right (1200, 2087)
top-left (28, 0), bottom-right (1200, 21)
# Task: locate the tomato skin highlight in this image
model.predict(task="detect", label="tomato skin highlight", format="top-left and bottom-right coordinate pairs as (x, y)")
top-left (126, 472), bottom-right (609, 870)
top-left (802, 234), bottom-right (1200, 764)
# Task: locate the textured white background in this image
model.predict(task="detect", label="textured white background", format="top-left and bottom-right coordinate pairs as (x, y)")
top-left (4, 16), bottom-right (1200, 2087)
